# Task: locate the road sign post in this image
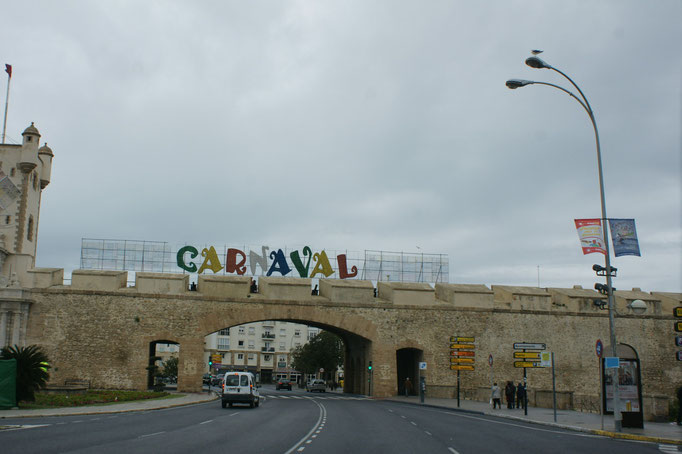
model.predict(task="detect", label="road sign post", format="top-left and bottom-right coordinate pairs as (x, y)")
top-left (595, 339), bottom-right (605, 430)
top-left (450, 336), bottom-right (475, 408)
top-left (514, 342), bottom-right (546, 416)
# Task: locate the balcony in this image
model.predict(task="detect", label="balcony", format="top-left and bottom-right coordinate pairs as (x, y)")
top-left (262, 333), bottom-right (275, 339)
top-left (261, 347), bottom-right (275, 352)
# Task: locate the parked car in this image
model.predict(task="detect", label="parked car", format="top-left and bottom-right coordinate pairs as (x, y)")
top-left (306, 379), bottom-right (326, 393)
top-left (211, 373), bottom-right (224, 386)
top-left (203, 373), bottom-right (212, 385)
top-left (276, 379), bottom-right (292, 390)
top-left (221, 372), bottom-right (260, 408)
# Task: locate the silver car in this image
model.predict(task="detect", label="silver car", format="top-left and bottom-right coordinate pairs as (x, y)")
top-left (306, 379), bottom-right (326, 393)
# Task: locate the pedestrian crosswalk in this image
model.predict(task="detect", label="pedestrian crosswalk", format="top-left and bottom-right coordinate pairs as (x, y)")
top-left (658, 444), bottom-right (680, 453)
top-left (263, 394), bottom-right (370, 401)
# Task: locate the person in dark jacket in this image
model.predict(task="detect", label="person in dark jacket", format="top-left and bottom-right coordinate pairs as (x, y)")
top-left (677, 385), bottom-right (682, 425)
top-left (516, 382), bottom-right (526, 409)
top-left (505, 381), bottom-right (515, 409)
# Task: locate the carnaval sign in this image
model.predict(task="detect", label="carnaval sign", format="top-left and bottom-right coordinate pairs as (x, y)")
top-left (80, 239), bottom-right (449, 283)
top-left (176, 245), bottom-right (358, 279)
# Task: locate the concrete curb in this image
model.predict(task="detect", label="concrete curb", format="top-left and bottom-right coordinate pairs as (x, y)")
top-left (0, 393), bottom-right (220, 419)
top-left (384, 399), bottom-right (681, 446)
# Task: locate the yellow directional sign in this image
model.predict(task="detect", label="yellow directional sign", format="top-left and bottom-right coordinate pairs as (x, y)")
top-left (450, 343), bottom-right (476, 349)
top-left (514, 361), bottom-right (541, 368)
top-left (450, 350), bottom-right (475, 357)
top-left (514, 352), bottom-right (541, 359)
top-left (450, 365), bottom-right (475, 371)
top-left (675, 307), bottom-right (682, 318)
top-left (450, 357), bottom-right (475, 364)
top-left (450, 336), bottom-right (475, 343)
top-left (675, 321), bottom-right (682, 333)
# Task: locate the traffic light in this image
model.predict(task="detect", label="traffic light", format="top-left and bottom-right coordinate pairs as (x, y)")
top-left (595, 283), bottom-right (616, 295)
top-left (368, 361), bottom-right (373, 372)
top-left (592, 264), bottom-right (617, 277)
top-left (208, 358), bottom-right (213, 367)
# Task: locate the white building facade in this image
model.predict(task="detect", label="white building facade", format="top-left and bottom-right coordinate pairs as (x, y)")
top-left (204, 321), bottom-right (320, 384)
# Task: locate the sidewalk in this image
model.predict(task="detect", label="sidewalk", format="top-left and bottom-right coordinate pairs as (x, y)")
top-left (385, 395), bottom-right (682, 445)
top-left (0, 392), bottom-right (218, 419)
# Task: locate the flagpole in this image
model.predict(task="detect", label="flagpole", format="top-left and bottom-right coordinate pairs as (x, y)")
top-left (2, 65), bottom-right (11, 144)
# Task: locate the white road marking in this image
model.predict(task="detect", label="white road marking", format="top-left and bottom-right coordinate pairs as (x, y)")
top-left (425, 431), bottom-right (432, 436)
top-left (411, 421), bottom-right (417, 426)
top-left (138, 431), bottom-right (165, 439)
top-left (284, 399), bottom-right (327, 454)
top-left (659, 444), bottom-right (680, 453)
top-left (448, 448), bottom-right (460, 454)
top-left (394, 404), bottom-right (603, 439)
top-left (200, 420), bottom-right (213, 425)
top-left (229, 412), bottom-right (239, 416)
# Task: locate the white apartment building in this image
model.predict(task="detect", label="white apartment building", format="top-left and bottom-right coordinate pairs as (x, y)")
top-left (204, 321), bottom-right (320, 384)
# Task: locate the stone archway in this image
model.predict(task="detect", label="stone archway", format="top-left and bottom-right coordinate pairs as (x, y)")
top-left (396, 347), bottom-right (422, 396)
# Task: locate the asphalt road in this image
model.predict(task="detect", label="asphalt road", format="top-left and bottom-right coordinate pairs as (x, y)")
top-left (1, 386), bottom-right (673, 454)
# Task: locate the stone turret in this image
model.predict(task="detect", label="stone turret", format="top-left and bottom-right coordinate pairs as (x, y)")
top-left (19, 122), bottom-right (40, 173)
top-left (0, 123), bottom-right (54, 286)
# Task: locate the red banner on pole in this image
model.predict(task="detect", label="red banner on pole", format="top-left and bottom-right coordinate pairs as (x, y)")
top-left (574, 219), bottom-right (606, 255)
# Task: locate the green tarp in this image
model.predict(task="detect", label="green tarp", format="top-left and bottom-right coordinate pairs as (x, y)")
top-left (0, 359), bottom-right (17, 408)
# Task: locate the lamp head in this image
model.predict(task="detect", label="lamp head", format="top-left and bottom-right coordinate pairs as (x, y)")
top-left (525, 56), bottom-right (550, 69)
top-left (628, 299), bottom-right (647, 315)
top-left (506, 79), bottom-right (534, 89)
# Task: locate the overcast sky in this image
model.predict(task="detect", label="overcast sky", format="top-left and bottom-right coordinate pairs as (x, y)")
top-left (2, 1), bottom-right (680, 293)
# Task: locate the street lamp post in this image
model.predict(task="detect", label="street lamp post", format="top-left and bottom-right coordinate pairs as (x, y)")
top-left (506, 55), bottom-right (622, 432)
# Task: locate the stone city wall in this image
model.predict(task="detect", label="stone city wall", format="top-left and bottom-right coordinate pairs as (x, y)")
top-left (17, 269), bottom-right (682, 421)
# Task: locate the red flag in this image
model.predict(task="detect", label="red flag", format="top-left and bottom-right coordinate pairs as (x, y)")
top-left (5, 64), bottom-right (11, 78)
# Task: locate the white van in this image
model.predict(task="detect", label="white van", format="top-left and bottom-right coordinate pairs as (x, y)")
top-left (221, 372), bottom-right (260, 408)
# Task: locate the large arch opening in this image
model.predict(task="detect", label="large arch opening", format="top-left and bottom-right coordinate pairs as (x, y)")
top-left (200, 317), bottom-right (373, 395)
top-left (396, 347), bottom-right (422, 396)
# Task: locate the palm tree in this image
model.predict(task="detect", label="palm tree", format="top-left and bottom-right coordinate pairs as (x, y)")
top-left (0, 345), bottom-right (50, 402)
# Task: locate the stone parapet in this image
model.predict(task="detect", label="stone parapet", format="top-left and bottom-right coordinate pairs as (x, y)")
top-left (71, 270), bottom-right (127, 291)
top-left (27, 268), bottom-right (64, 288)
top-left (259, 277), bottom-right (312, 301)
top-left (135, 272), bottom-right (188, 294)
top-left (197, 275), bottom-right (250, 298)
top-left (435, 283), bottom-right (493, 308)
top-left (319, 279), bottom-right (375, 303)
top-left (493, 285), bottom-right (551, 311)
top-left (377, 282), bottom-right (435, 305)
top-left (652, 292), bottom-right (682, 315)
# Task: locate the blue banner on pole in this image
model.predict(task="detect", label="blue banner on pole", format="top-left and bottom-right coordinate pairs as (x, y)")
top-left (609, 219), bottom-right (641, 257)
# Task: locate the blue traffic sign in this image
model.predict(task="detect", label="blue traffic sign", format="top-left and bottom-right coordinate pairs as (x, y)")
top-left (595, 339), bottom-right (603, 358)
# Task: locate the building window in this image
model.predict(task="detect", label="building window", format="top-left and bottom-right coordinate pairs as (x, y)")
top-left (237, 353), bottom-right (244, 360)
top-left (279, 343), bottom-right (285, 351)
top-left (294, 329), bottom-right (301, 337)
top-left (27, 215), bottom-right (34, 241)
top-left (248, 341), bottom-right (255, 349)
top-left (238, 340), bottom-right (244, 347)
top-left (218, 339), bottom-right (230, 350)
top-left (248, 354), bottom-right (255, 361)
top-left (219, 328), bottom-right (230, 336)
top-left (238, 326), bottom-right (245, 334)
top-left (10, 168), bottom-right (15, 177)
top-left (264, 355), bottom-right (271, 361)
top-left (5, 216), bottom-right (10, 225)
top-left (280, 328), bottom-right (286, 337)
top-left (248, 327), bottom-right (255, 335)
top-left (32, 171), bottom-right (38, 190)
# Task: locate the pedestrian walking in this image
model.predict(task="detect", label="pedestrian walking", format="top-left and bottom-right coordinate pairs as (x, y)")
top-left (516, 382), bottom-right (526, 410)
top-left (491, 382), bottom-right (502, 409)
top-left (505, 381), bottom-right (515, 409)
top-left (405, 377), bottom-right (413, 397)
